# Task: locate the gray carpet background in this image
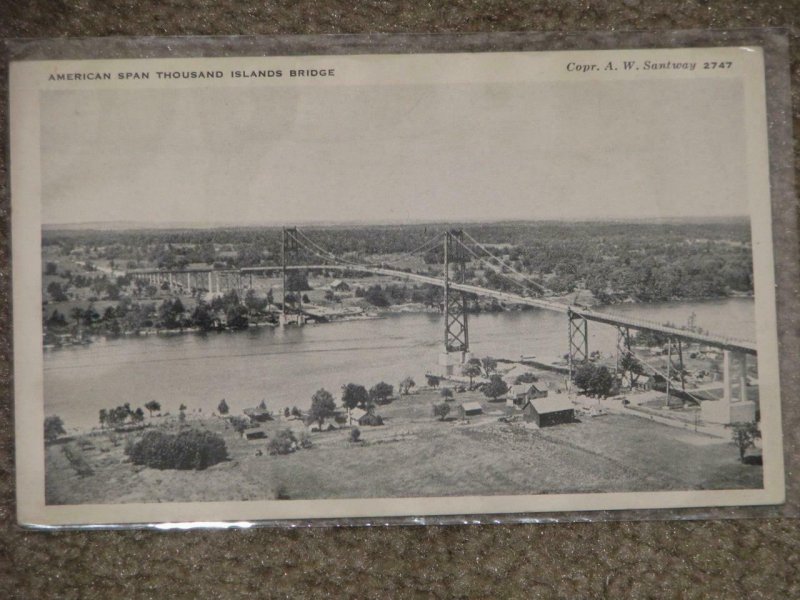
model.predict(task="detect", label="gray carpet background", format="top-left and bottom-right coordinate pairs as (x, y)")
top-left (1, 2), bottom-right (800, 598)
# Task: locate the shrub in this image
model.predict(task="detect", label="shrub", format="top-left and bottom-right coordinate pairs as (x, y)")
top-left (268, 429), bottom-right (298, 455)
top-left (514, 372), bottom-right (538, 384)
top-left (44, 415), bottom-right (66, 443)
top-left (62, 443), bottom-right (94, 476)
top-left (433, 403), bottom-right (451, 421)
top-left (359, 413), bottom-right (384, 426)
top-left (350, 427), bottom-right (361, 443)
top-left (125, 429), bottom-right (228, 470)
top-left (228, 415), bottom-right (250, 434)
top-left (298, 431), bottom-right (312, 449)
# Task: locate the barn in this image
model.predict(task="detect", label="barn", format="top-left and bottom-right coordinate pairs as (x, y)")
top-left (241, 428), bottom-right (267, 441)
top-left (523, 395), bottom-right (575, 427)
top-left (459, 401), bottom-right (484, 418)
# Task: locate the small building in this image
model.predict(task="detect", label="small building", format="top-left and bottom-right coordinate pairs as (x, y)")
top-left (459, 401), bottom-right (484, 418)
top-left (241, 428), bottom-right (267, 441)
top-left (508, 383), bottom-right (548, 406)
top-left (243, 406), bottom-right (273, 422)
top-left (329, 279), bottom-right (351, 292)
top-left (523, 395), bottom-right (575, 427)
top-left (348, 407), bottom-right (367, 426)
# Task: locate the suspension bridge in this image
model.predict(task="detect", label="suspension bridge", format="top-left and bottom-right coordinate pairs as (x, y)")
top-left (128, 226), bottom-right (757, 424)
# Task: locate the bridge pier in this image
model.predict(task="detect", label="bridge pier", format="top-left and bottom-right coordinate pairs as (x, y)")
top-left (701, 349), bottom-right (756, 424)
top-left (567, 310), bottom-right (588, 381)
top-left (441, 230), bottom-right (469, 374)
top-left (616, 327), bottom-right (633, 389)
top-left (281, 227), bottom-right (304, 327)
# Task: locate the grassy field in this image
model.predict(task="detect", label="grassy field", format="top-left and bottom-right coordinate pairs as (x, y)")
top-left (44, 390), bottom-right (762, 505)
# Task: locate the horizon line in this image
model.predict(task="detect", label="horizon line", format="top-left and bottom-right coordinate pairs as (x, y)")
top-left (42, 214), bottom-right (751, 231)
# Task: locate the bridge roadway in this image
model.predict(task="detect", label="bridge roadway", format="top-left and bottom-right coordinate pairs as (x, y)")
top-left (130, 264), bottom-right (757, 354)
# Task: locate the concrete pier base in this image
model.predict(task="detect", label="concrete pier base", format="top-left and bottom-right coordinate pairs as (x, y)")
top-left (438, 351), bottom-right (471, 376)
top-left (701, 399), bottom-right (756, 425)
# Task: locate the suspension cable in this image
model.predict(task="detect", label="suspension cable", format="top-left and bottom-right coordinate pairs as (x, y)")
top-left (460, 230), bottom-right (549, 293)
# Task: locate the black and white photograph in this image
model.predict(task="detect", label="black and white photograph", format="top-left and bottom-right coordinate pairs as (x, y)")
top-left (10, 46), bottom-right (784, 526)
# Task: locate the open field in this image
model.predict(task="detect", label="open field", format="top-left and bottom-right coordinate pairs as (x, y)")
top-left (45, 390), bottom-right (762, 505)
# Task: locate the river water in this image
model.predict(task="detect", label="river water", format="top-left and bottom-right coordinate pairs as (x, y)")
top-left (44, 298), bottom-right (755, 431)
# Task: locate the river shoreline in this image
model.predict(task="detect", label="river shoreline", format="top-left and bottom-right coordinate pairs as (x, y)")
top-left (43, 292), bottom-right (754, 351)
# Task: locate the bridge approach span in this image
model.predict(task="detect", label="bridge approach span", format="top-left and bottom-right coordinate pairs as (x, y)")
top-left (239, 264), bottom-right (757, 355)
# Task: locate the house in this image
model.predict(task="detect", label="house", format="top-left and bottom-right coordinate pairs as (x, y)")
top-left (329, 279), bottom-right (350, 292)
top-left (348, 407), bottom-right (367, 426)
top-left (243, 406), bottom-right (273, 422)
top-left (508, 383), bottom-right (548, 406)
top-left (522, 395), bottom-right (575, 427)
top-left (459, 401), bottom-right (483, 418)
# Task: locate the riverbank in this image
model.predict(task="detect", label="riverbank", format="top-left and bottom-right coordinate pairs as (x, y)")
top-left (44, 387), bottom-right (762, 505)
top-left (43, 291), bottom-right (753, 351)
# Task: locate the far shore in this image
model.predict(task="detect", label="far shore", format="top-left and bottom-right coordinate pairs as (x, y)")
top-left (43, 292), bottom-right (754, 351)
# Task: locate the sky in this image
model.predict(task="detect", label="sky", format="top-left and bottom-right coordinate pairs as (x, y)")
top-left (40, 77), bottom-right (748, 227)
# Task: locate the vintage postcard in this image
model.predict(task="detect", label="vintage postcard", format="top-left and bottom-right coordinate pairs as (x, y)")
top-left (10, 43), bottom-right (786, 527)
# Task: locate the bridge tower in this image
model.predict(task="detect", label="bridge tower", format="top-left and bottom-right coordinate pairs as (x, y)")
top-left (439, 230), bottom-right (470, 373)
top-left (567, 309), bottom-right (588, 382)
top-left (281, 227), bottom-right (304, 326)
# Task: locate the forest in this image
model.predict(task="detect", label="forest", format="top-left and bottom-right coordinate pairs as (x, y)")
top-left (42, 218), bottom-right (753, 304)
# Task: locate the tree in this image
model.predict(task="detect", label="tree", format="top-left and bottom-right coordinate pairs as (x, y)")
top-left (144, 400), bottom-right (161, 417)
top-left (70, 307), bottom-right (85, 327)
top-left (191, 302), bottom-right (215, 331)
top-left (369, 382), bottom-right (394, 405)
top-left (308, 388), bottom-right (336, 430)
top-left (440, 387), bottom-right (454, 400)
top-left (284, 407), bottom-right (291, 418)
top-left (589, 366), bottom-right (614, 398)
top-left (514, 372), bottom-right (538, 384)
top-left (364, 285), bottom-right (389, 307)
top-left (257, 400), bottom-right (267, 410)
top-left (286, 270), bottom-right (311, 292)
top-left (398, 377), bottom-right (416, 395)
top-left (44, 415), bottom-right (66, 443)
top-left (573, 362), bottom-right (596, 394)
top-left (217, 399), bottom-right (229, 415)
top-left (132, 407), bottom-right (145, 423)
top-left (179, 403), bottom-right (187, 411)
top-left (731, 422), bottom-right (761, 462)
top-left (341, 383), bottom-right (369, 410)
top-left (350, 427), bottom-right (361, 443)
top-left (244, 288), bottom-right (268, 313)
top-left (619, 353), bottom-right (645, 387)
top-left (481, 356), bottom-right (498, 377)
top-left (226, 304), bottom-right (249, 330)
top-left (47, 281), bottom-right (68, 302)
top-left (426, 374), bottom-right (441, 389)
top-left (433, 403), bottom-right (451, 421)
top-left (461, 362), bottom-right (482, 389)
top-left (99, 408), bottom-right (108, 429)
top-left (483, 374), bottom-right (508, 401)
